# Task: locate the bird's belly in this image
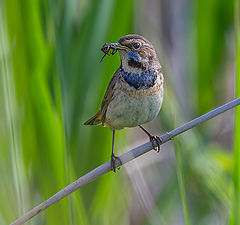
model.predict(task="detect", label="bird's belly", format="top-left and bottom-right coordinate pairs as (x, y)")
top-left (105, 88), bottom-right (163, 130)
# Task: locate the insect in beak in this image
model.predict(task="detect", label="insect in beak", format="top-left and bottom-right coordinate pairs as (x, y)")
top-left (100, 43), bottom-right (129, 62)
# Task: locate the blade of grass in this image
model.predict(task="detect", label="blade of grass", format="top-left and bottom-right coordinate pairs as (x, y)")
top-left (230, 0), bottom-right (240, 224)
top-left (0, 3), bottom-right (31, 221)
top-left (174, 137), bottom-right (191, 225)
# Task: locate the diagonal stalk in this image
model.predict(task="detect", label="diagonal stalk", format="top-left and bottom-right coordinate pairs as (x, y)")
top-left (11, 97), bottom-right (240, 225)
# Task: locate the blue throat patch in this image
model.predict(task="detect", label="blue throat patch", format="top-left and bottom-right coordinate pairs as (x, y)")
top-left (127, 51), bottom-right (142, 69)
top-left (121, 70), bottom-right (157, 90)
top-left (128, 51), bottom-right (140, 61)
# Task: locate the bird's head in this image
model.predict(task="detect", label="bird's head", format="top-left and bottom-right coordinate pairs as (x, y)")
top-left (103, 34), bottom-right (161, 73)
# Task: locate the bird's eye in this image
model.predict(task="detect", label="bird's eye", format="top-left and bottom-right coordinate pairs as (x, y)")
top-left (132, 42), bottom-right (141, 49)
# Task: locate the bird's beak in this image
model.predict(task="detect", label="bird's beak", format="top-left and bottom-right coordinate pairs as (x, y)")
top-left (100, 43), bottom-right (130, 62)
top-left (108, 43), bottom-right (129, 50)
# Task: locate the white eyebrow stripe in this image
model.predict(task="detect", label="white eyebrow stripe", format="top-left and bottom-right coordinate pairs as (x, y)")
top-left (143, 43), bottom-right (153, 49)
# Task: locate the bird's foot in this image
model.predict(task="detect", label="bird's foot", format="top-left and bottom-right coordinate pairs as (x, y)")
top-left (111, 153), bottom-right (122, 172)
top-left (149, 135), bottom-right (163, 152)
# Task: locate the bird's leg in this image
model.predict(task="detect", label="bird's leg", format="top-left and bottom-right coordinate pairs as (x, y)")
top-left (138, 125), bottom-right (162, 152)
top-left (111, 130), bottom-right (122, 172)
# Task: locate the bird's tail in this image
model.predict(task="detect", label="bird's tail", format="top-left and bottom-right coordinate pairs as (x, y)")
top-left (84, 111), bottom-right (101, 126)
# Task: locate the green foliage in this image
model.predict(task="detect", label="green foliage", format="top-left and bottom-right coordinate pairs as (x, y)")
top-left (195, 0), bottom-right (233, 114)
top-left (0, 0), bottom-right (238, 224)
top-left (230, 0), bottom-right (240, 224)
top-left (174, 137), bottom-right (191, 225)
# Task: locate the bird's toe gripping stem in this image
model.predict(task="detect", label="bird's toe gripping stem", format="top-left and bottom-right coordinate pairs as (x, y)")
top-left (149, 135), bottom-right (163, 152)
top-left (111, 154), bottom-right (122, 172)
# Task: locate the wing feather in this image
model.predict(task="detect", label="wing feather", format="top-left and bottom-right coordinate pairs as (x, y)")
top-left (100, 68), bottom-right (120, 124)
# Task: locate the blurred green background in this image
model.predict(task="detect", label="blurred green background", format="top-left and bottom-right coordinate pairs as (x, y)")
top-left (0, 0), bottom-right (239, 224)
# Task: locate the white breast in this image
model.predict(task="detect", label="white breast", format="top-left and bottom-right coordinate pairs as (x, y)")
top-left (105, 82), bottom-right (163, 130)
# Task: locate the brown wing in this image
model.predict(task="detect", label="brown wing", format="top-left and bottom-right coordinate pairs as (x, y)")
top-left (100, 67), bottom-right (120, 124)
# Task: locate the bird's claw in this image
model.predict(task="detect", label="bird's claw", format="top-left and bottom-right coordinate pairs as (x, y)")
top-left (111, 154), bottom-right (122, 172)
top-left (149, 135), bottom-right (162, 152)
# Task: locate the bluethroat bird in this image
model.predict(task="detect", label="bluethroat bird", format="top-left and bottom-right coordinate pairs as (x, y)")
top-left (84, 34), bottom-right (164, 172)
